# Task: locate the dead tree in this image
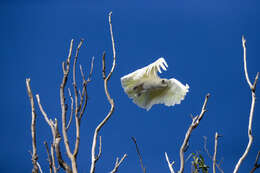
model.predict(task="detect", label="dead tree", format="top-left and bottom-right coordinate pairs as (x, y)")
top-left (26, 12), bottom-right (126, 173)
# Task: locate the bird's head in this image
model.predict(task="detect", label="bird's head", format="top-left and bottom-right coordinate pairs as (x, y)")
top-left (160, 78), bottom-right (170, 87)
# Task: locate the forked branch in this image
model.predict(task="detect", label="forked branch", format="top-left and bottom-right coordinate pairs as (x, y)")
top-left (233, 36), bottom-right (259, 173)
top-left (110, 154), bottom-right (127, 173)
top-left (26, 79), bottom-right (39, 173)
top-left (36, 94), bottom-right (72, 173)
top-left (44, 141), bottom-right (57, 173)
top-left (165, 152), bottom-right (175, 173)
top-left (60, 38), bottom-right (91, 173)
top-left (178, 94), bottom-right (210, 173)
top-left (90, 11), bottom-right (126, 173)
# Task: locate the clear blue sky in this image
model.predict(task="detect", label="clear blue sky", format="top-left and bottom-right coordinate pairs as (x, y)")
top-left (0, 0), bottom-right (259, 172)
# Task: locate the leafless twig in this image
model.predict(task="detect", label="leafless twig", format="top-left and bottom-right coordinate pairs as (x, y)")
top-left (72, 39), bottom-right (84, 118)
top-left (250, 151), bottom-right (260, 173)
top-left (203, 136), bottom-right (224, 173)
top-left (60, 38), bottom-right (74, 171)
top-left (72, 42), bottom-right (83, 158)
top-left (233, 36), bottom-right (259, 173)
top-left (50, 144), bottom-right (57, 173)
top-left (178, 94), bottom-right (210, 173)
top-left (44, 141), bottom-right (53, 173)
top-left (44, 141), bottom-right (57, 173)
top-left (131, 137), bottom-right (146, 173)
top-left (97, 136), bottom-right (102, 160)
top-left (26, 78), bottom-right (39, 173)
top-left (78, 57), bottom-right (94, 121)
top-left (87, 56), bottom-right (95, 83)
top-left (36, 94), bottom-right (72, 173)
top-left (165, 152), bottom-right (175, 173)
top-left (36, 162), bottom-right (43, 173)
top-left (110, 154), bottom-right (127, 173)
top-left (102, 52), bottom-right (106, 79)
top-left (66, 88), bottom-right (74, 130)
top-left (213, 132), bottom-right (221, 173)
top-left (72, 39), bottom-right (84, 160)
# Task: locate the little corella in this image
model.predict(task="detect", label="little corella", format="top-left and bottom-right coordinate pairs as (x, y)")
top-left (121, 57), bottom-right (189, 110)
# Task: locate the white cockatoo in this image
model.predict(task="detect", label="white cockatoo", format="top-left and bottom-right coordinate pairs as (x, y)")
top-left (120, 57), bottom-right (189, 110)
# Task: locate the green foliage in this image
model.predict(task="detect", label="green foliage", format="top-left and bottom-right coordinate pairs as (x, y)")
top-left (191, 153), bottom-right (209, 173)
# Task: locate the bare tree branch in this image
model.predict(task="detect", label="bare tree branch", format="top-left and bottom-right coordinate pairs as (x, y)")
top-left (242, 36), bottom-right (252, 89)
top-left (60, 39), bottom-right (74, 163)
top-left (50, 144), bottom-right (57, 173)
top-left (203, 136), bottom-right (224, 173)
top-left (36, 95), bottom-right (53, 128)
top-left (60, 38), bottom-right (74, 165)
top-left (97, 136), bottom-right (102, 161)
top-left (26, 78), bottom-right (39, 173)
top-left (36, 94), bottom-right (72, 173)
top-left (86, 56), bottom-right (95, 82)
top-left (61, 37), bottom-right (94, 173)
top-left (54, 132), bottom-right (72, 173)
top-left (110, 154), bottom-right (127, 173)
top-left (27, 12), bottom-right (122, 173)
top-left (72, 40), bottom-right (89, 159)
top-left (203, 136), bottom-right (212, 160)
top-left (78, 57), bottom-right (94, 122)
top-left (44, 141), bottom-right (53, 173)
top-left (44, 141), bottom-right (57, 173)
top-left (233, 36), bottom-right (259, 173)
top-left (60, 39), bottom-right (87, 173)
top-left (72, 39), bottom-right (84, 118)
top-left (102, 52), bottom-right (106, 79)
top-left (178, 93), bottom-right (210, 173)
top-left (131, 137), bottom-right (146, 173)
top-left (36, 162), bottom-right (43, 173)
top-left (90, 11), bottom-right (120, 173)
top-left (213, 132), bottom-right (221, 173)
top-left (165, 152), bottom-right (175, 173)
top-left (73, 109), bottom-right (80, 159)
top-left (107, 11), bottom-right (116, 81)
top-left (250, 151), bottom-right (260, 173)
top-left (66, 88), bottom-right (74, 130)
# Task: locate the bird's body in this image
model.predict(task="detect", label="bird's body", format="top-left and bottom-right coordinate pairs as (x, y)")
top-left (121, 57), bottom-right (189, 110)
top-left (132, 78), bottom-right (169, 96)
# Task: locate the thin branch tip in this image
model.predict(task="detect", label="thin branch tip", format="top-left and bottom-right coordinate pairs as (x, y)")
top-left (132, 137), bottom-right (146, 173)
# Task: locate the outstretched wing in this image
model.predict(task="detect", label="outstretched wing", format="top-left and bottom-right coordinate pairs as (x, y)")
top-left (142, 78), bottom-right (189, 110)
top-left (120, 57), bottom-right (168, 99)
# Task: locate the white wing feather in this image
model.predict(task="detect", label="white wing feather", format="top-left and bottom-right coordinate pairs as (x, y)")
top-left (121, 57), bottom-right (167, 92)
top-left (142, 78), bottom-right (189, 110)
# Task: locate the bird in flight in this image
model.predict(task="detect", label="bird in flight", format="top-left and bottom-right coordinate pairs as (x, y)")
top-left (120, 57), bottom-right (189, 110)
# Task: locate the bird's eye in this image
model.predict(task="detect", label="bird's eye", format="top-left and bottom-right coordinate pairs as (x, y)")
top-left (161, 79), bottom-right (165, 84)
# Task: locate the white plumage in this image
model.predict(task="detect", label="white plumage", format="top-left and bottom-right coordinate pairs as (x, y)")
top-left (120, 57), bottom-right (189, 110)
